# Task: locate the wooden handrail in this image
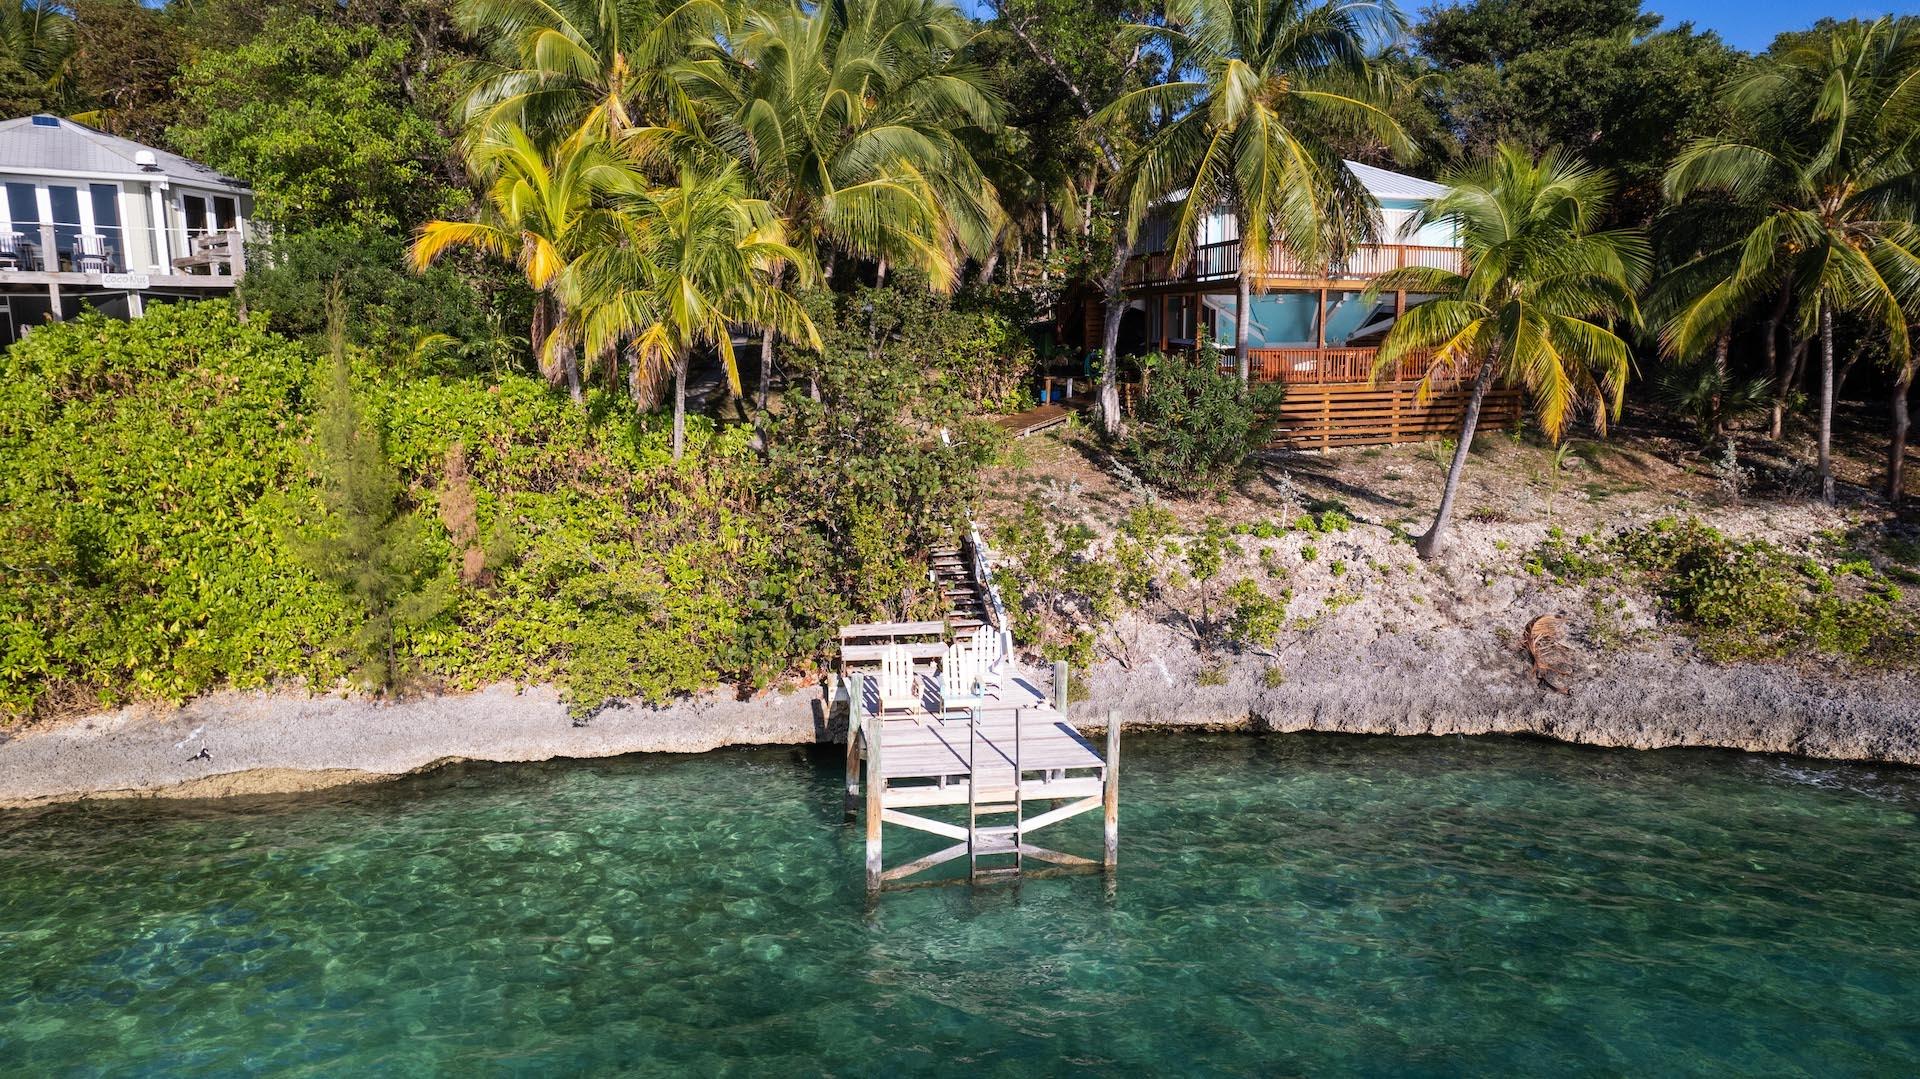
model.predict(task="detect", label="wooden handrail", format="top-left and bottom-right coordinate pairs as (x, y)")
top-left (1204, 345), bottom-right (1474, 386)
top-left (1124, 241), bottom-right (1464, 287)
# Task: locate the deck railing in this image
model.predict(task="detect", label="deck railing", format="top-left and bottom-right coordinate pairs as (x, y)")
top-left (1125, 241), bottom-right (1464, 287)
top-left (1239, 346), bottom-right (1438, 384)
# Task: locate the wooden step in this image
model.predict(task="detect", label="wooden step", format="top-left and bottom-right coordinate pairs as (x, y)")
top-left (971, 803), bottom-right (1019, 815)
top-left (972, 836), bottom-right (1020, 854)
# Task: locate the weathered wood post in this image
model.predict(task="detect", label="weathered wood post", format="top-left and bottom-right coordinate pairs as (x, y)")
top-left (1103, 709), bottom-right (1120, 867)
top-left (842, 672), bottom-right (860, 819)
top-left (864, 686), bottom-right (883, 895)
top-left (1051, 660), bottom-right (1069, 713)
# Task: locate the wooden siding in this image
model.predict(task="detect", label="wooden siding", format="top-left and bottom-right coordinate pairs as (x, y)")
top-left (1272, 381), bottom-right (1523, 451)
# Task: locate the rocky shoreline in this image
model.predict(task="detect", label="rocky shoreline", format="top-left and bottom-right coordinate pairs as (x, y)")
top-left (3, 624), bottom-right (1916, 808)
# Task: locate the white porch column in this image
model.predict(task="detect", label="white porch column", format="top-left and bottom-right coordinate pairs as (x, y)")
top-left (148, 183), bottom-right (171, 271)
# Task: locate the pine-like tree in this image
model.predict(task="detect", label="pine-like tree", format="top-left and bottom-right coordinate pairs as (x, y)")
top-left (294, 334), bottom-right (454, 691)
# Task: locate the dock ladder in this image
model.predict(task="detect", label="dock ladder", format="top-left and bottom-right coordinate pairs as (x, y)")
top-left (967, 706), bottom-right (1024, 880)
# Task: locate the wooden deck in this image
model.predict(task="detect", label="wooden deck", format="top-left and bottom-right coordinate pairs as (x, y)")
top-left (844, 667), bottom-right (1118, 889)
top-left (835, 526), bottom-right (1115, 891)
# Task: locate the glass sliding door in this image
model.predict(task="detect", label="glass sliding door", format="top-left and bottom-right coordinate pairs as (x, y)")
top-left (47, 186), bottom-right (82, 271)
top-left (5, 182), bottom-right (38, 268)
top-left (89, 185), bottom-right (124, 272)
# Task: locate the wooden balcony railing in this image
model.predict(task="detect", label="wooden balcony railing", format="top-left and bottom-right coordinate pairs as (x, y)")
top-left (1188, 345), bottom-right (1463, 385)
top-left (1125, 241), bottom-right (1464, 287)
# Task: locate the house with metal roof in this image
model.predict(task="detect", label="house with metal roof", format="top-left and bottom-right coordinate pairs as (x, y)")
top-left (0, 114), bottom-right (255, 345)
top-left (1097, 160), bottom-right (1517, 449)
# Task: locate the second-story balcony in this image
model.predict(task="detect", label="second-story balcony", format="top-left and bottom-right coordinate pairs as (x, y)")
top-left (1125, 240), bottom-right (1465, 289)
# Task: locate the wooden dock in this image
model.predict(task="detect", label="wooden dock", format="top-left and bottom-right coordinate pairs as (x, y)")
top-left (835, 525), bottom-right (1117, 892)
top-left (843, 665), bottom-right (1117, 890)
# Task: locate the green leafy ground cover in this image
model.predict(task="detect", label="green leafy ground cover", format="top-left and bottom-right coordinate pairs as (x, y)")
top-left (0, 300), bottom-right (995, 721)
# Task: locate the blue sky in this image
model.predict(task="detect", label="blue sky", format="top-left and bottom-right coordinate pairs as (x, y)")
top-left (1638, 0), bottom-right (1919, 52)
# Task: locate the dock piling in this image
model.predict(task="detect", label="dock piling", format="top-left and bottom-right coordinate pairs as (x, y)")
top-left (1052, 660), bottom-right (1069, 713)
top-left (843, 673), bottom-right (863, 819)
top-left (1103, 710), bottom-right (1120, 868)
top-left (864, 684), bottom-right (883, 895)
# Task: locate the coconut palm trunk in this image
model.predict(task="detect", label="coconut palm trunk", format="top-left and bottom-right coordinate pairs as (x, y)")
top-left (1234, 254), bottom-right (1252, 385)
top-left (757, 328), bottom-right (776, 411)
top-left (1819, 302), bottom-right (1836, 504)
top-left (1765, 283), bottom-right (1791, 438)
top-left (672, 348), bottom-right (690, 462)
top-left (1098, 232), bottom-right (1128, 435)
top-left (1416, 357), bottom-right (1498, 560)
top-left (1890, 360), bottom-right (1913, 503)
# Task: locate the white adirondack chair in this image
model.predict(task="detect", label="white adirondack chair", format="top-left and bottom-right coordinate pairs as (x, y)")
top-left (876, 644), bottom-right (923, 712)
top-left (939, 630), bottom-right (995, 716)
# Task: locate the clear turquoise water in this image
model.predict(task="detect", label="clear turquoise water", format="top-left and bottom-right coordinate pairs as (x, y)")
top-left (3, 734), bottom-right (1918, 1076)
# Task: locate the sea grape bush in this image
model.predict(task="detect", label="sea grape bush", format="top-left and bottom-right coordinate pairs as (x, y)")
top-left (1121, 343), bottom-right (1285, 495)
top-left (0, 301), bottom-right (997, 722)
top-left (0, 303), bottom-right (350, 715)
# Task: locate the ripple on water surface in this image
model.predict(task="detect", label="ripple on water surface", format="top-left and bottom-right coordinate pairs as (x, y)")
top-left (2, 734), bottom-right (1918, 1076)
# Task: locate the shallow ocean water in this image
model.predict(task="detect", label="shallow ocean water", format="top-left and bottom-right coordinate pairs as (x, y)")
top-left (2, 733), bottom-right (1917, 1076)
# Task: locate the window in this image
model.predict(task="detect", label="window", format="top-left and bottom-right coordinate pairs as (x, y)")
top-left (5, 182), bottom-right (37, 239)
top-left (212, 196), bottom-right (237, 232)
top-left (182, 194), bottom-right (208, 240)
top-left (48, 185), bottom-right (81, 270)
top-left (90, 185), bottom-right (123, 272)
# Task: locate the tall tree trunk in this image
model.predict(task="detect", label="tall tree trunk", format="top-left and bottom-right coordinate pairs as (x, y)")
top-left (562, 344), bottom-right (583, 405)
top-left (1098, 230), bottom-right (1128, 436)
top-left (1040, 204), bottom-right (1051, 281)
top-left (1818, 302), bottom-right (1836, 505)
top-left (1234, 253), bottom-right (1251, 386)
top-left (671, 348), bottom-right (690, 462)
top-left (531, 293), bottom-right (553, 381)
top-left (875, 258), bottom-right (888, 287)
top-left (1764, 283), bottom-right (1790, 438)
top-left (1890, 360), bottom-right (1913, 503)
top-left (1711, 330), bottom-right (1730, 436)
top-left (1416, 355), bottom-right (1498, 561)
top-left (980, 247), bottom-right (1000, 285)
top-left (757, 328), bottom-right (775, 412)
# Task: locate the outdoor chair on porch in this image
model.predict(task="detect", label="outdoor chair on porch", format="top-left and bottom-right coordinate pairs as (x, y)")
top-left (74, 235), bottom-right (111, 274)
top-left (0, 232), bottom-right (21, 271)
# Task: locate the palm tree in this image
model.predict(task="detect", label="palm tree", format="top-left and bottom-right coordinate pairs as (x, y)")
top-left (1367, 145), bottom-right (1650, 559)
top-left (0, 0), bottom-right (73, 105)
top-left (452, 0), bottom-right (724, 139)
top-left (1102, 0), bottom-right (1412, 384)
top-left (1663, 17), bottom-right (1920, 504)
top-left (409, 122), bottom-right (628, 401)
top-left (673, 0), bottom-right (1005, 405)
top-left (560, 163), bottom-right (821, 459)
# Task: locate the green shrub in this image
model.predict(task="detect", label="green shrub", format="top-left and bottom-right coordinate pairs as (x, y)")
top-left (1225, 579), bottom-right (1290, 653)
top-left (0, 299), bottom-right (1000, 722)
top-left (0, 303), bottom-right (347, 715)
top-left (1120, 343), bottom-right (1284, 495)
top-left (1529, 516), bottom-right (1920, 667)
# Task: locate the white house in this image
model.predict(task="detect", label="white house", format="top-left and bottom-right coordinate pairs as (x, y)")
top-left (0, 114), bottom-right (255, 346)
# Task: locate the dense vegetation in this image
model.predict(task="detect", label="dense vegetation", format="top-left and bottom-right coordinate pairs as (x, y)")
top-left (0, 0), bottom-right (1916, 719)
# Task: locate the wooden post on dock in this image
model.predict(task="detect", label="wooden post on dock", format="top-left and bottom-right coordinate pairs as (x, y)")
top-left (1052, 660), bottom-right (1069, 713)
top-left (865, 685), bottom-right (883, 894)
top-left (843, 673), bottom-right (863, 819)
top-left (1103, 710), bottom-right (1120, 867)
